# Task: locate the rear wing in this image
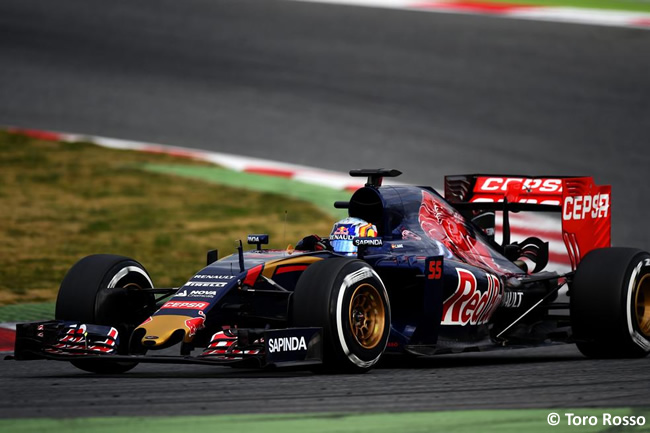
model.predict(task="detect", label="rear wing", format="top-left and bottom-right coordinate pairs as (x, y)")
top-left (444, 175), bottom-right (611, 270)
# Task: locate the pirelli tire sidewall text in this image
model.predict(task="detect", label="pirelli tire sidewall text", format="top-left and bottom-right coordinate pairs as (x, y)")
top-left (292, 258), bottom-right (391, 373)
top-left (571, 247), bottom-right (650, 358)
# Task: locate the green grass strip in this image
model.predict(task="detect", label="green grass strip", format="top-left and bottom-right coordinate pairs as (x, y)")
top-left (0, 164), bottom-right (349, 322)
top-left (0, 165), bottom-right (349, 323)
top-left (1, 409), bottom-right (649, 433)
top-left (468, 0), bottom-right (650, 13)
top-left (0, 302), bottom-right (54, 322)
top-left (140, 164), bottom-right (349, 219)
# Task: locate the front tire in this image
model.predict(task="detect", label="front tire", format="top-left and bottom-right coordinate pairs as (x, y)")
top-left (292, 258), bottom-right (391, 373)
top-left (55, 254), bottom-right (155, 373)
top-left (570, 247), bottom-right (650, 358)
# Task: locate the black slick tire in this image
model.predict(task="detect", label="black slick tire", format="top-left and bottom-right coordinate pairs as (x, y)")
top-left (55, 254), bottom-right (154, 373)
top-left (570, 247), bottom-right (650, 358)
top-left (292, 258), bottom-right (391, 373)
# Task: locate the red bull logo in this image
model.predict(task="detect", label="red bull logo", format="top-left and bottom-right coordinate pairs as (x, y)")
top-left (331, 224), bottom-right (355, 241)
top-left (334, 226), bottom-right (350, 236)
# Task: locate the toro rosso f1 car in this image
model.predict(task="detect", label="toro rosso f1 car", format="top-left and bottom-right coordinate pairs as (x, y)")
top-left (12, 169), bottom-right (650, 373)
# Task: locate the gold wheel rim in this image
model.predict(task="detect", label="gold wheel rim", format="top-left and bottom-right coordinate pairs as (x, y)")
top-left (635, 274), bottom-right (650, 337)
top-left (348, 283), bottom-right (385, 350)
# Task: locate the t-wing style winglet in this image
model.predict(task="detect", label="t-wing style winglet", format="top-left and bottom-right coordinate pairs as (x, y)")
top-left (350, 169), bottom-right (402, 188)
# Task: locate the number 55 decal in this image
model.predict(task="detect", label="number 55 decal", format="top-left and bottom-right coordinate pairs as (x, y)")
top-left (427, 256), bottom-right (443, 280)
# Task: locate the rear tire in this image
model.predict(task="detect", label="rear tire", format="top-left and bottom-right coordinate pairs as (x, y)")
top-left (292, 258), bottom-right (391, 373)
top-left (570, 247), bottom-right (650, 358)
top-left (55, 254), bottom-right (155, 373)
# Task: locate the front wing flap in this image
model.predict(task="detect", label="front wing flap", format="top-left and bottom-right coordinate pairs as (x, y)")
top-left (14, 321), bottom-right (120, 360)
top-left (13, 321), bottom-right (322, 368)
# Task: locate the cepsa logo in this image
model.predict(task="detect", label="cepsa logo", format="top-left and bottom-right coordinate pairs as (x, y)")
top-left (160, 301), bottom-right (209, 310)
top-left (473, 177), bottom-right (563, 204)
top-left (441, 269), bottom-right (502, 326)
top-left (563, 193), bottom-right (610, 221)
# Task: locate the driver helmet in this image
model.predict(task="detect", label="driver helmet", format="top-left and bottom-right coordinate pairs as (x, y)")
top-left (329, 217), bottom-right (378, 255)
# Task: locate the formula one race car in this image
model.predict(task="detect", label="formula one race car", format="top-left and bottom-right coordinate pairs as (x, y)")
top-left (12, 169), bottom-right (650, 373)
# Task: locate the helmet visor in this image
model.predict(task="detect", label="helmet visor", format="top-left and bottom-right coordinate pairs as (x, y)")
top-left (330, 239), bottom-right (357, 255)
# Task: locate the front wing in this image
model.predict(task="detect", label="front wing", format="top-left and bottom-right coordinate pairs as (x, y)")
top-left (12, 321), bottom-right (323, 369)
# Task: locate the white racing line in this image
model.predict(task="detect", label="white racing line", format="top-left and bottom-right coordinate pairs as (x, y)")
top-left (287, 0), bottom-right (650, 29)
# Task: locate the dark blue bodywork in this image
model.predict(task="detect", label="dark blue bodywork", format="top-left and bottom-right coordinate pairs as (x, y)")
top-left (163, 183), bottom-right (559, 356)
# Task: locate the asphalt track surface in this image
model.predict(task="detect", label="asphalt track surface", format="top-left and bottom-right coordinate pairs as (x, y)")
top-left (1, 0), bottom-right (650, 419)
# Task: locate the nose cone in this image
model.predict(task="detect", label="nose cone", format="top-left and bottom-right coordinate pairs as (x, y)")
top-left (135, 315), bottom-right (205, 349)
